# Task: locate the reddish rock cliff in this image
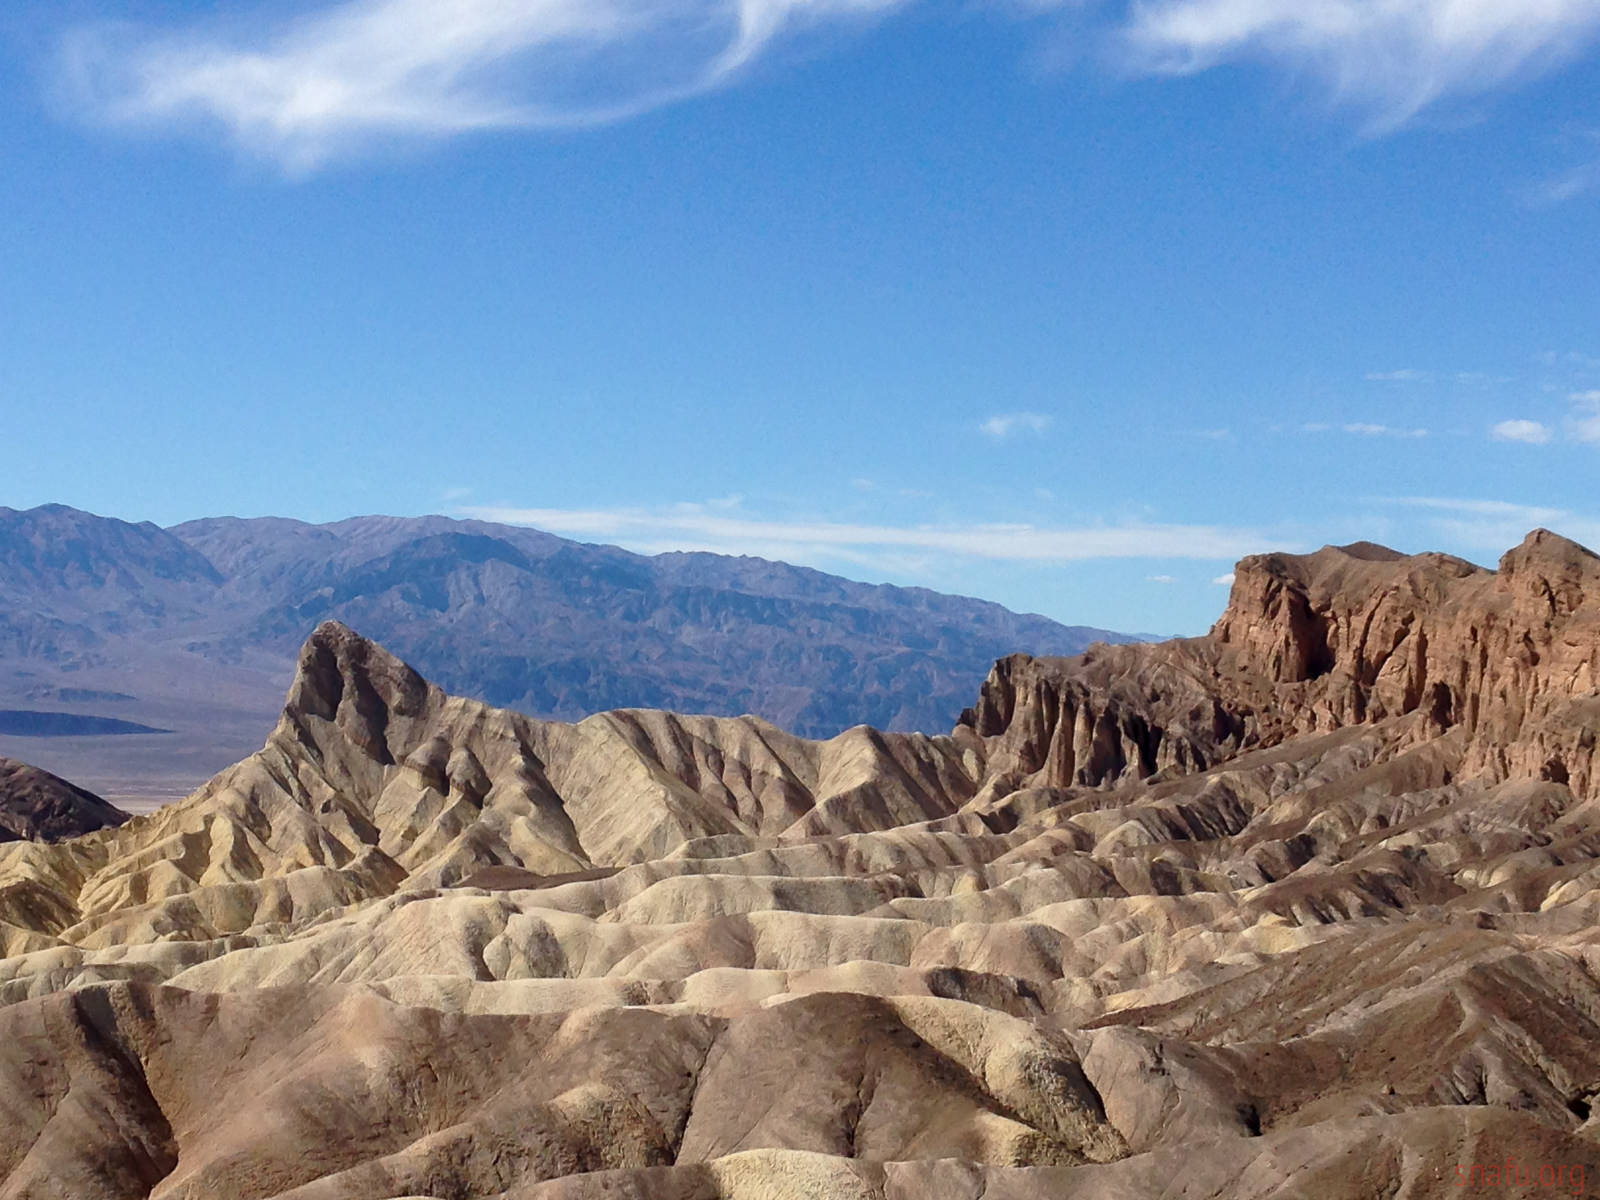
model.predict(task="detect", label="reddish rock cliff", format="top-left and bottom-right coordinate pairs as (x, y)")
top-left (962, 529), bottom-right (1600, 799)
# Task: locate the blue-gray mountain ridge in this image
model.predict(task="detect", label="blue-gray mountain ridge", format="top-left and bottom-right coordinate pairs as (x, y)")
top-left (0, 504), bottom-right (1145, 747)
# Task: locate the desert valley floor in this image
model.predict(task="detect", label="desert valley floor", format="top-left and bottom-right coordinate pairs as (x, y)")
top-left (3, 531), bottom-right (1600, 1198)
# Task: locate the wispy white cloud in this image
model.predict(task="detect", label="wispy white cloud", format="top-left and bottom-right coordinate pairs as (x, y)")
top-left (1569, 390), bottom-right (1600, 443)
top-left (1538, 350), bottom-right (1600, 372)
top-left (666, 494), bottom-right (746, 516)
top-left (1370, 495), bottom-right (1600, 553)
top-left (1375, 496), bottom-right (1567, 522)
top-left (1366, 368), bottom-right (1514, 385)
top-left (63, 0), bottom-right (1600, 169)
top-left (459, 503), bottom-right (1273, 565)
top-left (62, 0), bottom-right (906, 170)
top-left (1343, 422), bottom-right (1428, 438)
top-left (1485, 390), bottom-right (1600, 445)
top-left (1122, 0), bottom-right (1600, 128)
top-left (1366, 368), bottom-right (1435, 383)
top-left (1526, 128), bottom-right (1600, 205)
top-left (1146, 574), bottom-right (1177, 584)
top-left (979, 412), bottom-right (1053, 440)
top-left (1211, 572), bottom-right (1235, 585)
top-left (1490, 418), bottom-right (1553, 444)
top-left (1301, 421), bottom-right (1428, 437)
top-left (1531, 162), bottom-right (1600, 204)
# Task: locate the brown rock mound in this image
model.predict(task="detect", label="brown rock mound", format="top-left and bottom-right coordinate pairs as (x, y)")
top-left (0, 755), bottom-right (128, 843)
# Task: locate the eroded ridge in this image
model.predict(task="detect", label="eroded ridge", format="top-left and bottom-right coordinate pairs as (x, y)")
top-left (2, 530), bottom-right (1599, 1198)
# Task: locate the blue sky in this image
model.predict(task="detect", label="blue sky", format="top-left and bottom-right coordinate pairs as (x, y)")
top-left (3, 0), bottom-right (1599, 635)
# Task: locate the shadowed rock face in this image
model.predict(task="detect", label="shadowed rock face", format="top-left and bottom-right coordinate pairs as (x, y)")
top-left (3, 531), bottom-right (1600, 1198)
top-left (0, 756), bottom-right (128, 843)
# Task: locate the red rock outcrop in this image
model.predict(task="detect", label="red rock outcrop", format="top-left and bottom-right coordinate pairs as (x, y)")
top-left (963, 529), bottom-right (1600, 799)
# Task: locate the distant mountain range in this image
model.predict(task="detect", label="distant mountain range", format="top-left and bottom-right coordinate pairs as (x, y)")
top-left (0, 504), bottom-right (1146, 798)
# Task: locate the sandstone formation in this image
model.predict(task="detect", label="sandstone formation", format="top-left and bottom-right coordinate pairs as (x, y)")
top-left (0, 755), bottom-right (128, 843)
top-left (2, 530), bottom-right (1600, 1198)
top-left (967, 529), bottom-right (1600, 794)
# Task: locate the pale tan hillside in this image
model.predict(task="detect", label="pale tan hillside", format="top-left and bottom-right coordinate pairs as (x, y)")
top-left (2, 529), bottom-right (1600, 1198)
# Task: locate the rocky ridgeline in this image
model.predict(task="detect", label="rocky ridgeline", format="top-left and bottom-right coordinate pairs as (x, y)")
top-left (963, 528), bottom-right (1600, 800)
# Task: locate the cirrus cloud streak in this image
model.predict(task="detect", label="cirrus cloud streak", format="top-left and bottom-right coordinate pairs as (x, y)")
top-left (1370, 495), bottom-right (1600, 553)
top-left (1122, 0), bottom-right (1600, 128)
top-left (459, 504), bottom-right (1275, 564)
top-left (61, 0), bottom-right (905, 170)
top-left (55, 0), bottom-right (1600, 169)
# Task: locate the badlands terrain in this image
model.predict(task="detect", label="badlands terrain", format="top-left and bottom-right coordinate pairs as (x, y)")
top-left (3, 529), bottom-right (1600, 1197)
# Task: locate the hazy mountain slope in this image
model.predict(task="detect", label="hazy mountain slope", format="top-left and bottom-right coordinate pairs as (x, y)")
top-left (0, 505), bottom-right (1139, 805)
top-left (169, 514), bottom-right (1132, 736)
top-left (1, 529), bottom-right (1599, 1196)
top-left (0, 504), bottom-right (222, 610)
top-left (0, 504), bottom-right (224, 668)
